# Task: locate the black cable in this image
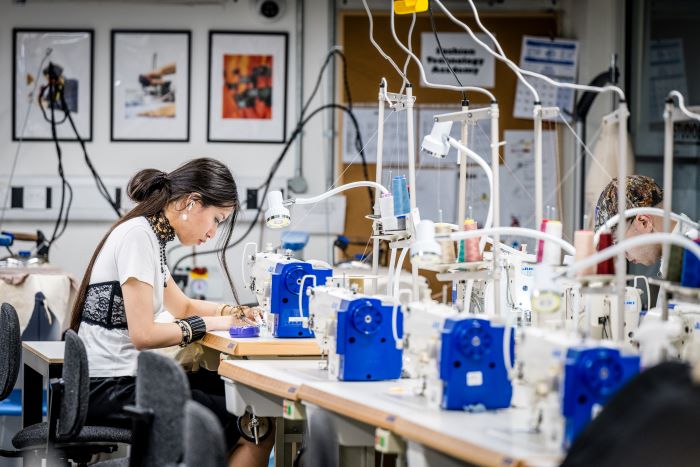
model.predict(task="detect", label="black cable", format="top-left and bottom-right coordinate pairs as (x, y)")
top-left (172, 103), bottom-right (369, 272)
top-left (300, 49), bottom-right (372, 204)
top-left (58, 83), bottom-right (121, 217)
top-left (428, 1), bottom-right (467, 101)
top-left (46, 80), bottom-right (74, 249)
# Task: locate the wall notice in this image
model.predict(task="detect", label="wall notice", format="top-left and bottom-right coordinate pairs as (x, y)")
top-left (420, 32), bottom-right (495, 88)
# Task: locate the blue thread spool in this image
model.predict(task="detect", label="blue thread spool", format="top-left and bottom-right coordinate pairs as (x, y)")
top-left (681, 239), bottom-right (700, 288)
top-left (392, 175), bottom-right (409, 217)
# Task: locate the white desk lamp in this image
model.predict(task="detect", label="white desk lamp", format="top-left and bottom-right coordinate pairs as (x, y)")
top-left (264, 181), bottom-right (390, 229)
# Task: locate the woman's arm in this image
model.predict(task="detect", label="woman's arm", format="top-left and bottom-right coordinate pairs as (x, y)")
top-left (123, 277), bottom-right (237, 350)
top-left (163, 275), bottom-right (220, 318)
top-left (163, 275), bottom-right (263, 322)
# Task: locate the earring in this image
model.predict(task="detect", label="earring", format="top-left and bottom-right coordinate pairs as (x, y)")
top-left (181, 201), bottom-right (194, 221)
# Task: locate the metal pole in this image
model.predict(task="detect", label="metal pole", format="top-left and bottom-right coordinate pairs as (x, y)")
top-left (491, 102), bottom-right (501, 317)
top-left (533, 103), bottom-right (544, 227)
top-left (661, 99), bottom-right (674, 320)
top-left (457, 99), bottom-right (469, 226)
top-left (406, 85), bottom-right (419, 300)
top-left (372, 82), bottom-right (386, 294)
top-left (615, 102), bottom-right (629, 341)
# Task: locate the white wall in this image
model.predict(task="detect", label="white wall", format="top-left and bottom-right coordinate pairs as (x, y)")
top-left (0, 0), bottom-right (334, 303)
top-left (0, 0), bottom-right (628, 302)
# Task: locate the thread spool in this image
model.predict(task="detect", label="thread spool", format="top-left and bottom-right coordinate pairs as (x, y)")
top-left (573, 230), bottom-right (596, 276)
top-left (536, 219), bottom-right (550, 263)
top-left (681, 238), bottom-right (700, 287)
top-left (463, 219), bottom-right (482, 262)
top-left (392, 175), bottom-right (409, 217)
top-left (543, 220), bottom-right (563, 265)
top-left (379, 193), bottom-right (394, 218)
top-left (435, 223), bottom-right (456, 264)
top-left (596, 232), bottom-right (615, 274)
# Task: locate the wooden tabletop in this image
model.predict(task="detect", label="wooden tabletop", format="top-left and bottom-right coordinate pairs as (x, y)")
top-left (22, 341), bottom-right (65, 364)
top-left (201, 331), bottom-right (321, 357)
top-left (218, 359), bottom-right (326, 400)
top-left (219, 359), bottom-right (561, 467)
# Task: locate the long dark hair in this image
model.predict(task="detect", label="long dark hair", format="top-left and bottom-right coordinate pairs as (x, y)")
top-left (70, 157), bottom-right (240, 332)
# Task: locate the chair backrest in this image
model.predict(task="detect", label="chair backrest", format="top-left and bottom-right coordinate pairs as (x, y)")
top-left (183, 401), bottom-right (226, 467)
top-left (306, 406), bottom-right (339, 467)
top-left (56, 330), bottom-right (90, 440)
top-left (0, 303), bottom-right (21, 401)
top-left (136, 351), bottom-right (191, 466)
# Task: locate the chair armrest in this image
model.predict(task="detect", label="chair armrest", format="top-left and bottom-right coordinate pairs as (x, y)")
top-left (122, 404), bottom-right (154, 467)
top-left (47, 379), bottom-right (64, 444)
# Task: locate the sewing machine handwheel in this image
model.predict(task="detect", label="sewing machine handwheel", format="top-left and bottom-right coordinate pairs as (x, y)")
top-left (237, 412), bottom-right (272, 444)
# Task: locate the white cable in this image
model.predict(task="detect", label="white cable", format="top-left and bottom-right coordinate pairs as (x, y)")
top-left (433, 0), bottom-right (539, 102)
top-left (448, 227), bottom-right (576, 256)
top-left (399, 13), bottom-right (416, 95)
top-left (393, 247), bottom-right (410, 299)
top-left (292, 181), bottom-right (389, 205)
top-left (461, 0), bottom-right (625, 100)
top-left (668, 90), bottom-right (700, 121)
top-left (633, 276), bottom-right (651, 311)
top-left (387, 246), bottom-right (398, 295)
top-left (298, 275), bottom-right (317, 319)
top-left (388, 1), bottom-right (496, 100)
top-left (566, 233), bottom-right (700, 277)
top-left (361, 0), bottom-right (409, 83)
top-left (594, 207), bottom-right (698, 245)
top-left (0, 48), bottom-right (53, 230)
top-left (447, 137), bottom-right (493, 230)
top-left (241, 242), bottom-right (257, 289)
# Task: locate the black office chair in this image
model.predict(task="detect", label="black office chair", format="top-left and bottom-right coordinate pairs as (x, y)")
top-left (0, 303), bottom-right (21, 403)
top-left (5, 328), bottom-right (131, 465)
top-left (182, 400), bottom-right (226, 467)
top-left (95, 350), bottom-right (192, 467)
top-left (303, 407), bottom-right (339, 467)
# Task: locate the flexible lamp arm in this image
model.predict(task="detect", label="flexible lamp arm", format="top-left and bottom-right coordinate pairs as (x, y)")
top-left (446, 137), bottom-right (494, 231)
top-left (594, 207), bottom-right (699, 245)
top-left (446, 226), bottom-right (576, 256)
top-left (566, 233), bottom-right (700, 277)
top-left (287, 181), bottom-right (389, 206)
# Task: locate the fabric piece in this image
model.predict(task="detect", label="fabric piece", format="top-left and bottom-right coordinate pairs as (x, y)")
top-left (0, 271), bottom-right (75, 334)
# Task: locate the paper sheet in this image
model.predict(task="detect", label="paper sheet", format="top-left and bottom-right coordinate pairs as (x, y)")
top-left (513, 36), bottom-right (579, 122)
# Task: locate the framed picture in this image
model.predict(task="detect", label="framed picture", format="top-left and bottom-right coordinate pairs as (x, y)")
top-left (208, 31), bottom-right (288, 143)
top-left (13, 29), bottom-right (93, 141)
top-left (111, 30), bottom-right (191, 142)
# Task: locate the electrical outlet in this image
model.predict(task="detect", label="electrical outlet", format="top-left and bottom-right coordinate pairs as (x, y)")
top-left (246, 188), bottom-right (258, 210)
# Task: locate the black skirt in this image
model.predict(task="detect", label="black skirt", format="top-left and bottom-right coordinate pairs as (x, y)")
top-left (86, 369), bottom-right (241, 451)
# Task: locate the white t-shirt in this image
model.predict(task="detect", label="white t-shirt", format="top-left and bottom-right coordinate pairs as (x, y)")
top-left (78, 217), bottom-right (167, 377)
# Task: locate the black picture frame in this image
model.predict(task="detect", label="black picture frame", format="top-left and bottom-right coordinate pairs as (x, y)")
top-left (13, 28), bottom-right (94, 142)
top-left (110, 29), bottom-right (192, 142)
top-left (207, 31), bottom-right (288, 143)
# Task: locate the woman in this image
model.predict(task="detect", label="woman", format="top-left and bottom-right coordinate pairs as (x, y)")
top-left (69, 158), bottom-right (273, 466)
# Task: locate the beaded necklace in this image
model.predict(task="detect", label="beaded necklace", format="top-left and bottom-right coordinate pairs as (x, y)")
top-left (145, 212), bottom-right (175, 287)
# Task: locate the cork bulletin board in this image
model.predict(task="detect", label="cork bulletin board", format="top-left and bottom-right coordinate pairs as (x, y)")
top-left (338, 10), bottom-right (560, 296)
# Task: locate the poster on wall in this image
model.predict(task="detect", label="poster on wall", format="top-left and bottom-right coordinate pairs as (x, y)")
top-left (420, 32), bottom-right (495, 88)
top-left (111, 30), bottom-right (191, 142)
top-left (13, 29), bottom-right (93, 141)
top-left (207, 31), bottom-right (288, 143)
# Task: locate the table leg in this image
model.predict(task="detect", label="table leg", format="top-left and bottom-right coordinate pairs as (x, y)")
top-left (22, 364), bottom-right (43, 428)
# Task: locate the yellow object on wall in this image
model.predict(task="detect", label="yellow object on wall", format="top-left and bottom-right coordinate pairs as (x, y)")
top-left (394, 0), bottom-right (428, 15)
